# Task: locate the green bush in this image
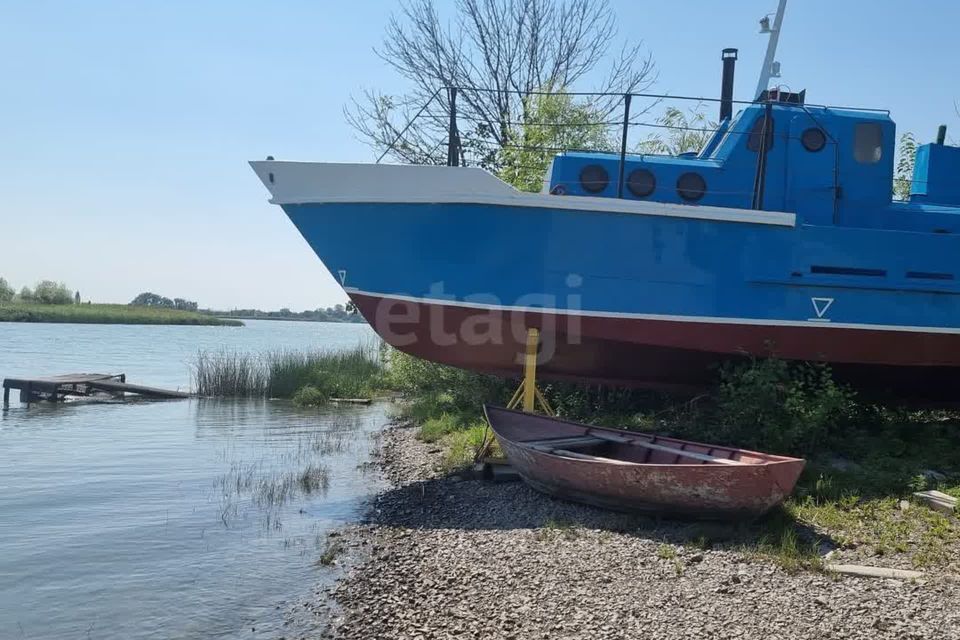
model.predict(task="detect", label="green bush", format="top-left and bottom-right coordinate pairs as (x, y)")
top-left (31, 280), bottom-right (74, 305)
top-left (0, 277), bottom-right (13, 303)
top-left (292, 385), bottom-right (330, 407)
top-left (708, 359), bottom-right (857, 456)
top-left (387, 348), bottom-right (512, 413)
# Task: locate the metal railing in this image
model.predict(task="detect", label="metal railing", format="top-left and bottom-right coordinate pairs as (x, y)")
top-left (376, 86), bottom-right (889, 211)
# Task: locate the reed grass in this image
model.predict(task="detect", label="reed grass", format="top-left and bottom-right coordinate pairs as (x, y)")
top-left (268, 344), bottom-right (384, 399)
top-left (192, 342), bottom-right (385, 401)
top-left (0, 302), bottom-right (241, 326)
top-left (253, 465), bottom-right (330, 508)
top-left (194, 351), bottom-right (269, 397)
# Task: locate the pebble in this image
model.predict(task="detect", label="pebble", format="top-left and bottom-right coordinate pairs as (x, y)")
top-left (307, 424), bottom-right (960, 639)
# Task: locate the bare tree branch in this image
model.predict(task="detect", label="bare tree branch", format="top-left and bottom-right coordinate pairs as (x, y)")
top-left (346, 0), bottom-right (657, 166)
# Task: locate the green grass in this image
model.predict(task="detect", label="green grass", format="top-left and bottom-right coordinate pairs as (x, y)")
top-left (536, 518), bottom-right (580, 541)
top-left (387, 349), bottom-right (960, 571)
top-left (267, 345), bottom-right (384, 399)
top-left (0, 302), bottom-right (241, 326)
top-left (656, 543), bottom-right (677, 560)
top-left (418, 413), bottom-right (463, 443)
top-left (317, 538), bottom-right (345, 566)
top-left (253, 465), bottom-right (330, 507)
top-left (398, 398), bottom-right (494, 471)
top-left (441, 422), bottom-right (491, 471)
top-left (194, 351), bottom-right (269, 397)
top-left (193, 343), bottom-right (386, 401)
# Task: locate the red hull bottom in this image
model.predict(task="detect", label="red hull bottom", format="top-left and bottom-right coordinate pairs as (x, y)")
top-left (351, 293), bottom-right (960, 402)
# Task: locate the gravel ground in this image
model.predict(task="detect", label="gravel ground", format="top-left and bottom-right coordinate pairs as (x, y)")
top-left (309, 423), bottom-right (959, 640)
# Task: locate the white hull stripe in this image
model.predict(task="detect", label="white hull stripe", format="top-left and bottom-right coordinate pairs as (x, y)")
top-left (249, 162), bottom-right (795, 227)
top-left (278, 194), bottom-right (795, 227)
top-left (345, 287), bottom-right (960, 336)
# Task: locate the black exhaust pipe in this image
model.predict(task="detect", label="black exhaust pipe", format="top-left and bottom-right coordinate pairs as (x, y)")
top-left (720, 48), bottom-right (738, 121)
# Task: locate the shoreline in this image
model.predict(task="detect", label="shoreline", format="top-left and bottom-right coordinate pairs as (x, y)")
top-left (212, 315), bottom-right (365, 324)
top-left (307, 422), bottom-right (959, 640)
top-left (0, 303), bottom-right (242, 326)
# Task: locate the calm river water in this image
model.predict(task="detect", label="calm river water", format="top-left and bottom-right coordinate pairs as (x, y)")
top-left (0, 320), bottom-right (384, 639)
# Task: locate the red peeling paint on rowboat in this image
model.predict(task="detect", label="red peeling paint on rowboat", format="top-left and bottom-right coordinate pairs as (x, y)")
top-left (484, 405), bottom-right (805, 519)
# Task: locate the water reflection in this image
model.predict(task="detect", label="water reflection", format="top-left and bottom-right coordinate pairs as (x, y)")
top-left (0, 323), bottom-right (387, 639)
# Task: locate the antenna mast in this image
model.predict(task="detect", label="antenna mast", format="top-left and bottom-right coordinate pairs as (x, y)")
top-left (755, 0), bottom-right (787, 99)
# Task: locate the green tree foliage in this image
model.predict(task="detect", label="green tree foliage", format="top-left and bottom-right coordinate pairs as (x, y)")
top-left (131, 292), bottom-right (174, 307)
top-left (173, 298), bottom-right (198, 311)
top-left (31, 280), bottom-right (74, 305)
top-left (19, 286), bottom-right (33, 301)
top-left (638, 106), bottom-right (716, 156)
top-left (0, 277), bottom-right (13, 303)
top-left (498, 89), bottom-right (614, 192)
top-left (893, 132), bottom-right (917, 201)
top-left (131, 293), bottom-right (199, 310)
top-left (214, 304), bottom-right (364, 323)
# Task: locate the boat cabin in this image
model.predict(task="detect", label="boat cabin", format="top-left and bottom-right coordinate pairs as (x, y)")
top-left (546, 90), bottom-right (960, 234)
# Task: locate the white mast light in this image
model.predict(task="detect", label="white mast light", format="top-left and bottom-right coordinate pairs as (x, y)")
top-left (755, 0), bottom-right (788, 99)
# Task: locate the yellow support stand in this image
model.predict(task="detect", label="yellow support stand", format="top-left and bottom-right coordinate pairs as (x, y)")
top-left (506, 328), bottom-right (555, 416)
top-left (477, 328), bottom-right (555, 465)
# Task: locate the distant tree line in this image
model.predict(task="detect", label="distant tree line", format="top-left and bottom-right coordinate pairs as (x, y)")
top-left (130, 292), bottom-right (198, 311)
top-left (214, 303), bottom-right (364, 323)
top-left (127, 291), bottom-right (362, 323)
top-left (0, 277), bottom-right (77, 305)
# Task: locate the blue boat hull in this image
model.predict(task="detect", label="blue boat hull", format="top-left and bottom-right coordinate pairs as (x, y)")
top-left (280, 199), bottom-right (960, 398)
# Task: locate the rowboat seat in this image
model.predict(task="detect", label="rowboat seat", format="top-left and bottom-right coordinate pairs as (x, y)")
top-left (522, 432), bottom-right (744, 465)
top-left (522, 435), bottom-right (606, 448)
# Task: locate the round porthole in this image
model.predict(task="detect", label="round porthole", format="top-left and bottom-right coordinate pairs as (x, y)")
top-left (626, 168), bottom-right (656, 197)
top-left (801, 127), bottom-right (827, 152)
top-left (579, 164), bottom-right (609, 194)
top-left (677, 172), bottom-right (706, 202)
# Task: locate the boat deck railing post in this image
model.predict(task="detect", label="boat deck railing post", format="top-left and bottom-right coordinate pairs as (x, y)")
top-left (617, 93), bottom-right (632, 199)
top-left (446, 87), bottom-right (459, 167)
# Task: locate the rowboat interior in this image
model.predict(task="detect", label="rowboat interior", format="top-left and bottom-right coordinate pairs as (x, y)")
top-left (489, 406), bottom-right (789, 467)
top-left (523, 432), bottom-right (754, 467)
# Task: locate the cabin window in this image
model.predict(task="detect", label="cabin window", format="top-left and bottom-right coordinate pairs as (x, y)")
top-left (579, 164), bottom-right (609, 194)
top-left (801, 127), bottom-right (826, 152)
top-left (854, 123), bottom-right (883, 164)
top-left (677, 172), bottom-right (706, 202)
top-left (747, 115), bottom-right (774, 152)
top-left (626, 168), bottom-right (656, 197)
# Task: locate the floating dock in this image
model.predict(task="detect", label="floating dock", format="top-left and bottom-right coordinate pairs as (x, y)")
top-left (2, 373), bottom-right (189, 408)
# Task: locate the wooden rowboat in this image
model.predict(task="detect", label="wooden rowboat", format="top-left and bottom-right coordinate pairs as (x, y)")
top-left (484, 405), bottom-right (805, 519)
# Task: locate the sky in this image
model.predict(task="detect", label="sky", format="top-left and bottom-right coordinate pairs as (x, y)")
top-left (1, 0), bottom-right (958, 311)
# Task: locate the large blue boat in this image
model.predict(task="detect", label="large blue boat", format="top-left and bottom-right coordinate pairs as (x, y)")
top-left (251, 28), bottom-right (960, 400)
